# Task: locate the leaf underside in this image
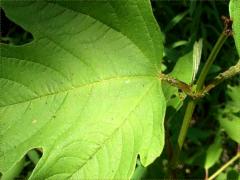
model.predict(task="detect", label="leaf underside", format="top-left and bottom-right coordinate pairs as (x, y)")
top-left (0, 1), bottom-right (166, 179)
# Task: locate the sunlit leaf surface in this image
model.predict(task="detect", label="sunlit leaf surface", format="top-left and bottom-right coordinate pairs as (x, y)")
top-left (0, 1), bottom-right (166, 179)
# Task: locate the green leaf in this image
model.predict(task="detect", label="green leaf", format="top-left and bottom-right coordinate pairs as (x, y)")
top-left (171, 51), bottom-right (193, 84)
top-left (216, 172), bottom-right (227, 180)
top-left (216, 168), bottom-right (240, 180)
top-left (163, 40), bottom-right (202, 110)
top-left (227, 169), bottom-right (240, 180)
top-left (204, 132), bottom-right (222, 169)
top-left (0, 1), bottom-right (166, 179)
top-left (230, 0), bottom-right (240, 55)
top-left (192, 39), bottom-right (202, 82)
top-left (1, 157), bottom-right (25, 180)
top-left (227, 86), bottom-right (240, 112)
top-left (220, 116), bottom-right (240, 143)
top-left (170, 39), bottom-right (202, 85)
top-left (164, 10), bottom-right (189, 32)
top-left (218, 86), bottom-right (240, 143)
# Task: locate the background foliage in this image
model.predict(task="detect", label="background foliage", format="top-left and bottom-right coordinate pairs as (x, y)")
top-left (141, 1), bottom-right (240, 179)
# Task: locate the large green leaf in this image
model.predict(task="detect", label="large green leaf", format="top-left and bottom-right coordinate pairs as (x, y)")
top-left (0, 1), bottom-right (166, 179)
top-left (230, 0), bottom-right (240, 55)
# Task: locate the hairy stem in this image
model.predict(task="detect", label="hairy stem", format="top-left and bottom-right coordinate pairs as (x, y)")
top-left (159, 73), bottom-right (192, 95)
top-left (160, 60), bottom-right (240, 99)
top-left (203, 60), bottom-right (240, 93)
top-left (196, 32), bottom-right (228, 90)
top-left (208, 152), bottom-right (240, 180)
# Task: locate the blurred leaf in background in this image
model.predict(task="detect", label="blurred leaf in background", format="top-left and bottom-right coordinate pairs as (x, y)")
top-left (217, 86), bottom-right (240, 143)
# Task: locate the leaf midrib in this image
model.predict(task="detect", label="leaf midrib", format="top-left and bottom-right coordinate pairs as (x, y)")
top-left (0, 75), bottom-right (157, 108)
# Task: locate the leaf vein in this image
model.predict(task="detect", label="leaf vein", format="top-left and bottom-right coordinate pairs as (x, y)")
top-left (0, 75), bottom-right (156, 107)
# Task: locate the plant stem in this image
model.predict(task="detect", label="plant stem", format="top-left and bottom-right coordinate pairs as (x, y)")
top-left (171, 31), bottom-right (228, 170)
top-left (178, 31), bottom-right (227, 150)
top-left (177, 100), bottom-right (196, 150)
top-left (160, 59), bottom-right (240, 99)
top-left (196, 31), bottom-right (227, 90)
top-left (205, 169), bottom-right (209, 180)
top-left (169, 99), bottom-right (197, 172)
top-left (159, 73), bottom-right (192, 95)
top-left (208, 153), bottom-right (240, 180)
top-left (27, 149), bottom-right (40, 165)
top-left (203, 60), bottom-right (240, 93)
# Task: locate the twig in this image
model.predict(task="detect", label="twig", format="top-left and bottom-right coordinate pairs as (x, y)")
top-left (160, 60), bottom-right (240, 99)
top-left (159, 73), bottom-right (193, 95)
top-left (196, 32), bottom-right (228, 91)
top-left (203, 60), bottom-right (240, 94)
top-left (208, 152), bottom-right (240, 180)
top-left (205, 168), bottom-right (209, 180)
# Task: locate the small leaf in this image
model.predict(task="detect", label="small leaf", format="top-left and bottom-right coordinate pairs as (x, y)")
top-left (164, 10), bottom-right (189, 32)
top-left (192, 39), bottom-right (203, 82)
top-left (216, 168), bottom-right (240, 180)
top-left (219, 116), bottom-right (240, 143)
top-left (227, 169), bottom-right (240, 180)
top-left (216, 172), bottom-right (227, 180)
top-left (171, 51), bottom-right (193, 84)
top-left (204, 132), bottom-right (222, 169)
top-left (227, 86), bottom-right (240, 112)
top-left (170, 39), bottom-right (202, 85)
top-left (218, 86), bottom-right (240, 143)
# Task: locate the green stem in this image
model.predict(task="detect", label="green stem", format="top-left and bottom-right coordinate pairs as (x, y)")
top-left (27, 149), bottom-right (40, 166)
top-left (196, 31), bottom-right (227, 90)
top-left (159, 73), bottom-right (192, 95)
top-left (177, 100), bottom-right (196, 150)
top-left (169, 99), bottom-right (196, 171)
top-left (160, 60), bottom-right (240, 99)
top-left (171, 31), bottom-right (228, 171)
top-left (208, 153), bottom-right (240, 180)
top-left (203, 60), bottom-right (240, 93)
top-left (205, 168), bottom-right (209, 180)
